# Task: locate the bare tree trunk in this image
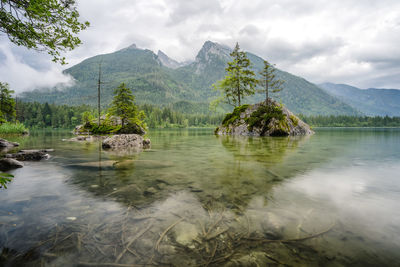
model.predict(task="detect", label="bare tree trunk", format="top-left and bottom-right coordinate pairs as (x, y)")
top-left (97, 63), bottom-right (102, 125)
top-left (237, 69), bottom-right (241, 107)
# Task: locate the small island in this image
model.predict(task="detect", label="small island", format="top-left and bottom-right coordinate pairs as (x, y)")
top-left (212, 43), bottom-right (313, 137)
top-left (215, 99), bottom-right (313, 136)
top-left (72, 83), bottom-right (151, 150)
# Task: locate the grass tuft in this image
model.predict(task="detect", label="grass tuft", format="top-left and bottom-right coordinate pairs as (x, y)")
top-left (0, 122), bottom-right (28, 135)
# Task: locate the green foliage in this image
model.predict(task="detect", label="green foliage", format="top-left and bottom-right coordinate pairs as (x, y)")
top-left (0, 173), bottom-right (13, 189)
top-left (89, 123), bottom-right (121, 135)
top-left (300, 115), bottom-right (400, 127)
top-left (259, 60), bottom-right (284, 102)
top-left (141, 104), bottom-right (223, 128)
top-left (0, 82), bottom-right (16, 122)
top-left (0, 122), bottom-right (28, 134)
top-left (222, 104), bottom-right (249, 127)
top-left (290, 115), bottom-right (299, 127)
top-left (81, 111), bottom-right (94, 124)
top-left (16, 101), bottom-right (223, 129)
top-left (16, 101), bottom-right (400, 129)
top-left (212, 43), bottom-right (258, 107)
top-left (109, 83), bottom-right (138, 127)
top-left (16, 101), bottom-right (94, 129)
top-left (246, 104), bottom-right (285, 131)
top-left (0, 0), bottom-right (89, 64)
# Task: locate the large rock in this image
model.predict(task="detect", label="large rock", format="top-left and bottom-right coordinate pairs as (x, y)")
top-left (5, 149), bottom-right (53, 161)
top-left (215, 100), bottom-right (314, 137)
top-left (102, 134), bottom-right (151, 150)
top-left (0, 158), bottom-right (23, 171)
top-left (0, 138), bottom-right (19, 147)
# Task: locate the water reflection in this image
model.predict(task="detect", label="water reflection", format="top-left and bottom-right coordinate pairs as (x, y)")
top-left (0, 128), bottom-right (399, 266)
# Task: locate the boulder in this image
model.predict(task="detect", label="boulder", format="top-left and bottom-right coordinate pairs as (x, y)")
top-left (5, 149), bottom-right (52, 161)
top-left (0, 138), bottom-right (19, 147)
top-left (102, 134), bottom-right (151, 150)
top-left (215, 100), bottom-right (314, 137)
top-left (143, 138), bottom-right (151, 149)
top-left (0, 158), bottom-right (23, 171)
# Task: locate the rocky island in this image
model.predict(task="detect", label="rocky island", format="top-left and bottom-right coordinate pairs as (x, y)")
top-left (70, 83), bottom-right (151, 150)
top-left (215, 100), bottom-right (314, 136)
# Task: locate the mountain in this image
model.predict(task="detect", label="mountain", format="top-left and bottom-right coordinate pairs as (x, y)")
top-left (23, 44), bottom-right (196, 106)
top-left (170, 41), bottom-right (359, 115)
top-left (20, 41), bottom-right (359, 116)
top-left (157, 50), bottom-right (191, 69)
top-left (319, 83), bottom-right (400, 116)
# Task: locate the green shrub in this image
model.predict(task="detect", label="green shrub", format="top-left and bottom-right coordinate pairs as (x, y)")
top-left (0, 122), bottom-right (28, 134)
top-left (290, 114), bottom-right (299, 127)
top-left (246, 104), bottom-right (284, 131)
top-left (222, 104), bottom-right (249, 127)
top-left (90, 123), bottom-right (121, 134)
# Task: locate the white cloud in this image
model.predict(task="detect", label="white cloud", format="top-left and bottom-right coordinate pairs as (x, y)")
top-left (0, 44), bottom-right (73, 93)
top-left (1, 0), bottom-right (400, 91)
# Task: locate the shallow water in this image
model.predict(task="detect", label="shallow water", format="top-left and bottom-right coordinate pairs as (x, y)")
top-left (0, 128), bottom-right (399, 266)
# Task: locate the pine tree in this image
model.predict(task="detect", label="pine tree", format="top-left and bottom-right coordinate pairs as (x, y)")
top-left (259, 60), bottom-right (284, 103)
top-left (109, 83), bottom-right (137, 127)
top-left (212, 43), bottom-right (258, 107)
top-left (0, 82), bottom-right (16, 122)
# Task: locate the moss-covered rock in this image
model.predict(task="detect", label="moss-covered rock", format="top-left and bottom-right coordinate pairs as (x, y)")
top-left (215, 100), bottom-right (313, 136)
top-left (74, 115), bottom-right (146, 136)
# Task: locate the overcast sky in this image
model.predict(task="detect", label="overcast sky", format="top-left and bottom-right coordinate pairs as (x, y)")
top-left (1, 0), bottom-right (400, 93)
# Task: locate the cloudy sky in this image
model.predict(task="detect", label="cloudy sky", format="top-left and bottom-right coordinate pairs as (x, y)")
top-left (1, 0), bottom-right (400, 93)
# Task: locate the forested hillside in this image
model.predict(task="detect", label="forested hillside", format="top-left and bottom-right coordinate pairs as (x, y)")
top-left (16, 101), bottom-right (223, 129)
top-left (319, 83), bottom-right (400, 116)
top-left (20, 41), bottom-right (359, 116)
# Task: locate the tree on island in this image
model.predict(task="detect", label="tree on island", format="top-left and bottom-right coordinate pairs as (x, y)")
top-left (109, 83), bottom-right (138, 127)
top-left (259, 60), bottom-right (284, 103)
top-left (0, 82), bottom-right (16, 123)
top-left (212, 42), bottom-right (258, 108)
top-left (0, 0), bottom-right (89, 64)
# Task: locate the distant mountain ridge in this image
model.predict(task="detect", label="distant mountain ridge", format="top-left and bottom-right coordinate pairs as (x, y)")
top-left (157, 50), bottom-right (191, 69)
top-left (319, 83), bottom-right (400, 116)
top-left (20, 41), bottom-right (359, 116)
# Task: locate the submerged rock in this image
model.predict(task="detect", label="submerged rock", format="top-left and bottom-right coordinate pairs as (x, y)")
top-left (215, 99), bottom-right (314, 137)
top-left (66, 160), bottom-right (118, 170)
top-left (0, 158), bottom-right (23, 171)
top-left (0, 138), bottom-right (19, 148)
top-left (5, 149), bottom-right (52, 161)
top-left (225, 251), bottom-right (278, 266)
top-left (174, 222), bottom-right (199, 246)
top-left (102, 134), bottom-right (151, 150)
top-left (65, 135), bottom-right (107, 142)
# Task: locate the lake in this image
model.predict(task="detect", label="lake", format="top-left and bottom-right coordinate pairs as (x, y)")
top-left (0, 128), bottom-right (399, 266)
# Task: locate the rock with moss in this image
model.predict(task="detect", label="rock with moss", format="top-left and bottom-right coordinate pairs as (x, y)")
top-left (74, 115), bottom-right (146, 136)
top-left (215, 100), bottom-right (313, 136)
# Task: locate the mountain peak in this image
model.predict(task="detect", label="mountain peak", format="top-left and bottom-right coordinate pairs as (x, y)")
top-left (127, 43), bottom-right (137, 49)
top-left (119, 43), bottom-right (138, 52)
top-left (157, 50), bottom-right (190, 69)
top-left (195, 41), bottom-right (231, 63)
top-left (157, 50), bottom-right (167, 57)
